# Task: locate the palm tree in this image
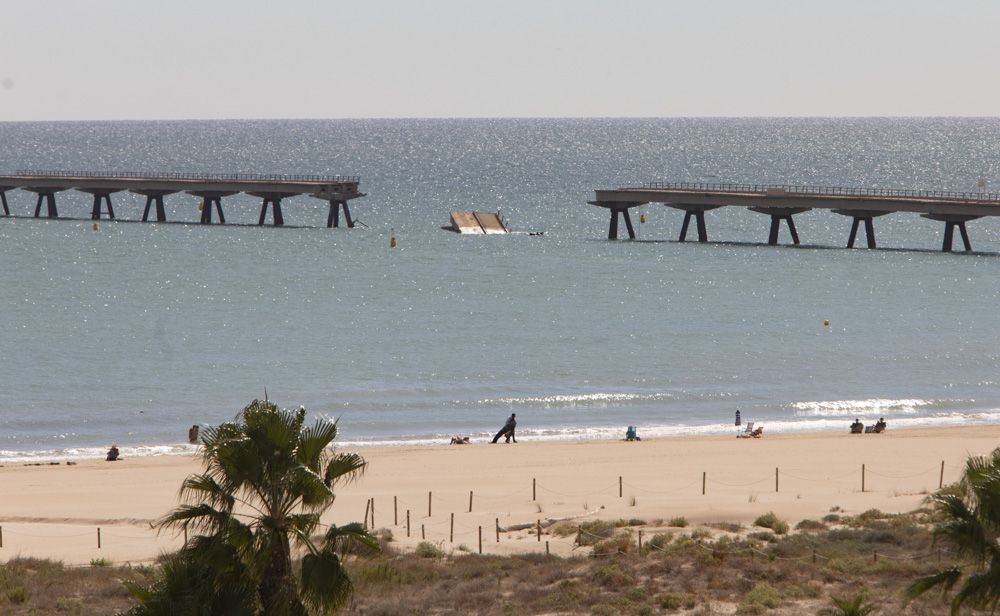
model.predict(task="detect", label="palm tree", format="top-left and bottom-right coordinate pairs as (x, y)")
top-left (827, 593), bottom-right (877, 616)
top-left (907, 447), bottom-right (1000, 615)
top-left (130, 399), bottom-right (377, 615)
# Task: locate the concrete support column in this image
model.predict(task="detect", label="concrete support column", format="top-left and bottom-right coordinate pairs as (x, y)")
top-left (607, 208), bottom-right (635, 240)
top-left (200, 197), bottom-right (225, 224)
top-left (835, 209), bottom-right (888, 249)
top-left (258, 198), bottom-right (285, 226)
top-left (942, 221), bottom-right (972, 252)
top-left (142, 195), bottom-right (167, 222)
top-left (766, 215), bottom-right (799, 245)
top-left (921, 213), bottom-right (980, 253)
top-left (679, 211), bottom-right (708, 242)
top-left (132, 189), bottom-right (176, 222)
top-left (327, 200), bottom-right (354, 228)
top-left (33, 192), bottom-right (59, 218)
top-left (0, 190), bottom-right (9, 216)
top-left (90, 193), bottom-right (116, 220)
top-left (750, 206), bottom-right (810, 246)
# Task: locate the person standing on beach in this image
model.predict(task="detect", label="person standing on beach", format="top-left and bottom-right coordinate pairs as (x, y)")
top-left (491, 413), bottom-right (517, 443)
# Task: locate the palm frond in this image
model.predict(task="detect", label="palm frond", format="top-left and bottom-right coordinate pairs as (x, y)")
top-left (324, 451), bottom-right (368, 487)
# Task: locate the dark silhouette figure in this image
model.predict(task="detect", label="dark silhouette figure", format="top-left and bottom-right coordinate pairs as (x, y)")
top-left (188, 424), bottom-right (200, 444)
top-left (492, 413), bottom-right (517, 443)
top-left (850, 418), bottom-right (864, 434)
top-left (874, 417), bottom-right (887, 433)
top-left (106, 445), bottom-right (120, 461)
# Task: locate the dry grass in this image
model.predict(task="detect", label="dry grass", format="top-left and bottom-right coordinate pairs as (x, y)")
top-left (0, 557), bottom-right (151, 615)
top-left (1, 509), bottom-right (992, 615)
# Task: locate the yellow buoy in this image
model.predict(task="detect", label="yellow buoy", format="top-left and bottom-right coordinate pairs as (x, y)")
top-left (390, 229), bottom-right (397, 248)
top-left (92, 222), bottom-right (98, 231)
top-left (823, 319), bottom-right (830, 327)
top-left (640, 213), bottom-right (646, 224)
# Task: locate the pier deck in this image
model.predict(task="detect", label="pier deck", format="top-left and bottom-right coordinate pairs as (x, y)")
top-left (591, 182), bottom-right (1000, 251)
top-left (0, 170), bottom-right (366, 227)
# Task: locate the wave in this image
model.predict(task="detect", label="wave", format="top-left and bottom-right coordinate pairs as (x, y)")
top-left (464, 390), bottom-right (738, 407)
top-left (788, 398), bottom-right (957, 417)
top-left (4, 410), bottom-right (998, 461)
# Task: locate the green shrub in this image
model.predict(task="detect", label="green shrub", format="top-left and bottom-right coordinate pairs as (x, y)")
top-left (754, 512), bottom-right (789, 535)
top-left (823, 514), bottom-right (841, 524)
top-left (657, 591), bottom-right (698, 610)
top-left (591, 562), bottom-right (635, 588)
top-left (737, 581), bottom-right (782, 613)
top-left (796, 519), bottom-right (826, 531)
top-left (414, 542), bottom-right (444, 559)
top-left (646, 532), bottom-right (673, 551)
top-left (668, 517), bottom-right (688, 528)
top-left (576, 520), bottom-right (616, 546)
top-left (593, 532), bottom-right (634, 556)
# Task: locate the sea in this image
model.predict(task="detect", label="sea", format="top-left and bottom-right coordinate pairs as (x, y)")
top-left (2, 117), bottom-right (1000, 462)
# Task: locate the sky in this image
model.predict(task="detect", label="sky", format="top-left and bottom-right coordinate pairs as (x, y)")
top-left (1, 0), bottom-right (998, 121)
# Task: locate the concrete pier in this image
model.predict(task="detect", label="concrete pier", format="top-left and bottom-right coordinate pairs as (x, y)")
top-left (0, 170), bottom-right (365, 227)
top-left (591, 182), bottom-right (1000, 252)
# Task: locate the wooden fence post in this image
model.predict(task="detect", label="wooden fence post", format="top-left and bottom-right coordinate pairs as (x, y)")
top-left (406, 510), bottom-right (410, 537)
top-left (428, 491), bottom-right (432, 518)
top-left (97, 527), bottom-right (102, 549)
top-left (394, 496), bottom-right (398, 526)
top-left (371, 497), bottom-right (375, 528)
top-left (495, 518), bottom-right (500, 543)
top-left (479, 526), bottom-right (482, 554)
top-left (619, 475), bottom-right (623, 498)
top-left (940, 460), bottom-right (945, 489)
top-left (533, 478), bottom-right (536, 501)
top-left (862, 463), bottom-right (866, 492)
top-left (775, 467), bottom-right (779, 493)
top-left (469, 490), bottom-right (473, 513)
top-left (537, 519), bottom-right (541, 542)
top-left (545, 540), bottom-right (549, 556)
top-left (421, 524), bottom-right (425, 540)
top-left (450, 513), bottom-right (454, 543)
top-left (702, 471), bottom-right (706, 495)
top-left (363, 499), bottom-right (371, 529)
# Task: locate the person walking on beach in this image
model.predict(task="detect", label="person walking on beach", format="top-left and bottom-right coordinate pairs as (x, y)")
top-left (491, 413), bottom-right (517, 443)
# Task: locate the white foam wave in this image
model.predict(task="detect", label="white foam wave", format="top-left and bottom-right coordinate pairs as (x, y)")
top-left (790, 398), bottom-right (946, 417)
top-left (0, 443), bottom-right (198, 464)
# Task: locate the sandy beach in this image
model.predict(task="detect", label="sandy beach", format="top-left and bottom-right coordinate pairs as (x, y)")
top-left (1, 425), bottom-right (997, 565)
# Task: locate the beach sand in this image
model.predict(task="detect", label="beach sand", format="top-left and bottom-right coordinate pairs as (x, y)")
top-left (1, 425), bottom-right (997, 565)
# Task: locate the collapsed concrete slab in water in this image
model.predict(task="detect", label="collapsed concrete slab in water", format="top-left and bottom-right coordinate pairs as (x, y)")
top-left (448, 211), bottom-right (508, 234)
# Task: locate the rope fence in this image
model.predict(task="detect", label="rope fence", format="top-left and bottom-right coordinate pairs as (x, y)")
top-left (0, 459), bottom-right (961, 561)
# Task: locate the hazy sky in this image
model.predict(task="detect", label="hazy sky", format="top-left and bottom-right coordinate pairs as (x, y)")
top-left (1, 0), bottom-right (997, 121)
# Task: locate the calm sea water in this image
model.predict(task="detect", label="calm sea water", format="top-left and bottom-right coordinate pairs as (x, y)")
top-left (2, 118), bottom-right (1000, 460)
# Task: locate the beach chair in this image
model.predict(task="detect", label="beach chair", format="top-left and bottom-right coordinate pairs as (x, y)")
top-left (625, 426), bottom-right (640, 441)
top-left (751, 426), bottom-right (764, 438)
top-left (738, 422), bottom-right (754, 438)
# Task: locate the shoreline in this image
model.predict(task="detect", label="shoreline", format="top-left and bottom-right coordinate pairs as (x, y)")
top-left (3, 411), bottom-right (1000, 463)
top-left (1, 424), bottom-right (998, 564)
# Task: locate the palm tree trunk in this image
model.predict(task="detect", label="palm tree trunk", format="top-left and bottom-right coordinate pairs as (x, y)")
top-left (259, 536), bottom-right (294, 613)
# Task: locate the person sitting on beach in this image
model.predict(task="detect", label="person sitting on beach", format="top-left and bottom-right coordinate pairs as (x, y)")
top-left (850, 418), bottom-right (864, 434)
top-left (450, 436), bottom-right (470, 445)
top-left (751, 426), bottom-right (764, 438)
top-left (874, 417), bottom-right (887, 433)
top-left (106, 445), bottom-right (120, 462)
top-left (625, 426), bottom-right (641, 441)
top-left (492, 413), bottom-right (517, 444)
